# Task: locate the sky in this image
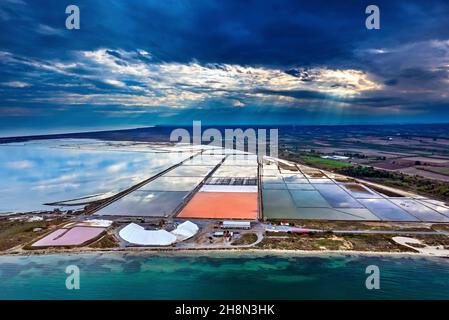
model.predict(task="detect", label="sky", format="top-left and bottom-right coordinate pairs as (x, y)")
top-left (1, 0), bottom-right (449, 136)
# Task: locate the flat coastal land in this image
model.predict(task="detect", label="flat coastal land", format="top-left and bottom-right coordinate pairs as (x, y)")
top-left (1, 215), bottom-right (449, 258)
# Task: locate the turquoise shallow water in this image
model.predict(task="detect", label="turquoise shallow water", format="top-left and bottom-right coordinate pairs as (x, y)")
top-left (0, 252), bottom-right (448, 299)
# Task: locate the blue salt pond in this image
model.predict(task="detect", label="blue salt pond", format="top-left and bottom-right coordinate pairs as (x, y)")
top-left (0, 139), bottom-right (193, 213)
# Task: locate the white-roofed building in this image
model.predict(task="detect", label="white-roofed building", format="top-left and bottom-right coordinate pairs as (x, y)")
top-left (171, 220), bottom-right (199, 241)
top-left (119, 223), bottom-right (177, 246)
top-left (221, 220), bottom-right (251, 229)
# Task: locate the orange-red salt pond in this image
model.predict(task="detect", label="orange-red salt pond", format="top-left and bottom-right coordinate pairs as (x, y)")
top-left (178, 192), bottom-right (258, 219)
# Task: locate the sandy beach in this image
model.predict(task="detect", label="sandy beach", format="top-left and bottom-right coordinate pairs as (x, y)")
top-left (0, 247), bottom-right (437, 258)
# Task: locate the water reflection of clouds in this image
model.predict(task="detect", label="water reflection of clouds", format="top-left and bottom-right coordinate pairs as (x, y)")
top-left (0, 139), bottom-right (194, 213)
top-left (6, 160), bottom-right (36, 170)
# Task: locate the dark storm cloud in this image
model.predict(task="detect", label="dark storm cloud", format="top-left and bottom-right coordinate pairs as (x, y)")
top-left (1, 0), bottom-right (447, 65)
top-left (0, 0), bottom-right (449, 134)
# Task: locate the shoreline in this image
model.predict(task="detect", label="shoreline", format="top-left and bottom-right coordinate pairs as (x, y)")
top-left (0, 247), bottom-right (440, 259)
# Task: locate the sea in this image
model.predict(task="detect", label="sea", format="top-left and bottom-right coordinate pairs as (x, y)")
top-left (0, 252), bottom-right (448, 299)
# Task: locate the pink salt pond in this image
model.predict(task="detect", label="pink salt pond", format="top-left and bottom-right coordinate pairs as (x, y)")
top-left (32, 226), bottom-right (105, 247)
